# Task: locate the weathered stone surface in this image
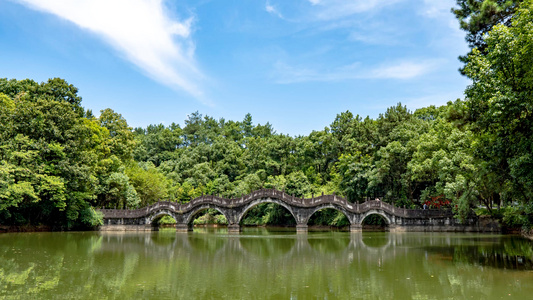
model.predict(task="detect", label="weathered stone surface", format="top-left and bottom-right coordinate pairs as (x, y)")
top-left (98, 188), bottom-right (497, 233)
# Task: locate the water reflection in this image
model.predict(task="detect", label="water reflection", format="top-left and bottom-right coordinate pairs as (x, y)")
top-left (1, 230), bottom-right (533, 299)
top-left (422, 235), bottom-right (533, 270)
top-left (239, 235), bottom-right (295, 258)
top-left (188, 234), bottom-right (227, 254)
top-left (307, 233), bottom-right (350, 254)
top-left (361, 232), bottom-right (390, 249)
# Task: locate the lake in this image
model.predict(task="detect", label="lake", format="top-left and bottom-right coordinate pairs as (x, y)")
top-left (1, 228), bottom-right (533, 299)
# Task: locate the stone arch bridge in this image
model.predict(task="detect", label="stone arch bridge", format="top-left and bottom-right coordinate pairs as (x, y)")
top-left (98, 189), bottom-right (483, 233)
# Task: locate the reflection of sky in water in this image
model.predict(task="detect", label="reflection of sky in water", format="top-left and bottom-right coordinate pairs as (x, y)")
top-left (0, 230), bottom-right (532, 299)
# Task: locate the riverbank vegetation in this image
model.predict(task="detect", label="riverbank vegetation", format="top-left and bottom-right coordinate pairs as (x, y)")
top-left (1, 0), bottom-right (532, 230)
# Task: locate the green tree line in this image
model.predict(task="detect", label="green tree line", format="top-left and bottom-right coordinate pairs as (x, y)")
top-left (1, 0), bottom-right (532, 229)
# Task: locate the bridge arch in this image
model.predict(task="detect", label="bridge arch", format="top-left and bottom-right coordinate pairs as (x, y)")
top-left (185, 204), bottom-right (230, 225)
top-left (237, 198), bottom-right (298, 225)
top-left (147, 209), bottom-right (178, 225)
top-left (99, 189), bottom-right (474, 233)
top-left (359, 210), bottom-right (392, 226)
top-left (305, 204), bottom-right (354, 225)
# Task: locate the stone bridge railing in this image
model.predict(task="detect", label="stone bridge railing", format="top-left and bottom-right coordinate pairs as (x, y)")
top-left (99, 188), bottom-right (453, 219)
top-left (96, 188), bottom-right (480, 233)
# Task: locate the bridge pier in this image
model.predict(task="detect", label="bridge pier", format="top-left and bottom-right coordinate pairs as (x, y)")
top-left (388, 224), bottom-right (400, 232)
top-left (296, 224), bottom-right (308, 234)
top-left (99, 224), bottom-right (153, 231)
top-left (350, 224), bottom-right (362, 232)
top-left (176, 223), bottom-right (192, 232)
top-left (228, 224), bottom-right (241, 233)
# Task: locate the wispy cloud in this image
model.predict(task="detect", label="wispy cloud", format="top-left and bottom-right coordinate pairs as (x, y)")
top-left (369, 61), bottom-right (437, 80)
top-left (17, 0), bottom-right (206, 101)
top-left (307, 0), bottom-right (404, 20)
top-left (265, 1), bottom-right (283, 19)
top-left (418, 0), bottom-right (469, 53)
top-left (420, 0), bottom-right (463, 34)
top-left (347, 20), bottom-right (405, 46)
top-left (420, 0), bottom-right (454, 19)
top-left (273, 60), bottom-right (440, 84)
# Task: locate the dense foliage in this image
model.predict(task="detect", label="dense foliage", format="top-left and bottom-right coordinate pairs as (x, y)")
top-left (1, 1), bottom-right (532, 229)
top-left (453, 0), bottom-right (523, 72)
top-left (453, 0), bottom-right (521, 50)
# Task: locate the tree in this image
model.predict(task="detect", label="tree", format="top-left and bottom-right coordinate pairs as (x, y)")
top-left (126, 162), bottom-right (170, 206)
top-left (284, 171), bottom-right (313, 198)
top-left (452, 0), bottom-right (522, 71)
top-left (337, 152), bottom-right (372, 202)
top-left (408, 112), bottom-right (479, 219)
top-left (463, 0), bottom-right (533, 214)
top-left (375, 103), bottom-right (412, 149)
top-left (103, 172), bottom-right (139, 209)
top-left (133, 123), bottom-right (182, 166)
top-left (0, 79), bottom-right (103, 228)
top-left (98, 108), bottom-right (136, 161)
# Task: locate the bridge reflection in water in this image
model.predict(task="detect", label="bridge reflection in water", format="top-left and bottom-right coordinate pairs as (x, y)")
top-left (2, 230), bottom-right (532, 299)
top-left (99, 189), bottom-right (492, 233)
top-left (95, 230), bottom-right (533, 271)
top-left (97, 231), bottom-right (395, 262)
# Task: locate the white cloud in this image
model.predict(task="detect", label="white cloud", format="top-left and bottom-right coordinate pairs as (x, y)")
top-left (307, 0), bottom-right (404, 20)
top-left (265, 1), bottom-right (283, 19)
top-left (420, 0), bottom-right (462, 32)
top-left (16, 0), bottom-right (206, 101)
top-left (273, 60), bottom-right (439, 84)
top-left (347, 20), bottom-right (405, 46)
top-left (369, 61), bottom-right (437, 79)
top-left (420, 0), bottom-right (454, 19)
top-left (418, 0), bottom-right (469, 53)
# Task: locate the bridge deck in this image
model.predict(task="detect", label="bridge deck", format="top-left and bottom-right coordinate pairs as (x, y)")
top-left (96, 189), bottom-right (482, 234)
top-left (98, 188), bottom-right (453, 219)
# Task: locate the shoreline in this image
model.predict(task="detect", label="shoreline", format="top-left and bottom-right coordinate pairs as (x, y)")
top-left (521, 229), bottom-right (533, 240)
top-left (0, 224), bottom-right (365, 233)
top-left (3, 224), bottom-right (530, 238)
top-left (0, 225), bottom-right (53, 233)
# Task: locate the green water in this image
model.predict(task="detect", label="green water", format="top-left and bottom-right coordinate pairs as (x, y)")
top-left (1, 228), bottom-right (533, 299)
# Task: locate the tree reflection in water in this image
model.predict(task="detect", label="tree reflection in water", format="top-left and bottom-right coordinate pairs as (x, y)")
top-left (0, 230), bottom-right (532, 299)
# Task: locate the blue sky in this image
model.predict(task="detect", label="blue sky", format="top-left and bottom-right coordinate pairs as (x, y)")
top-left (0, 0), bottom-right (470, 136)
